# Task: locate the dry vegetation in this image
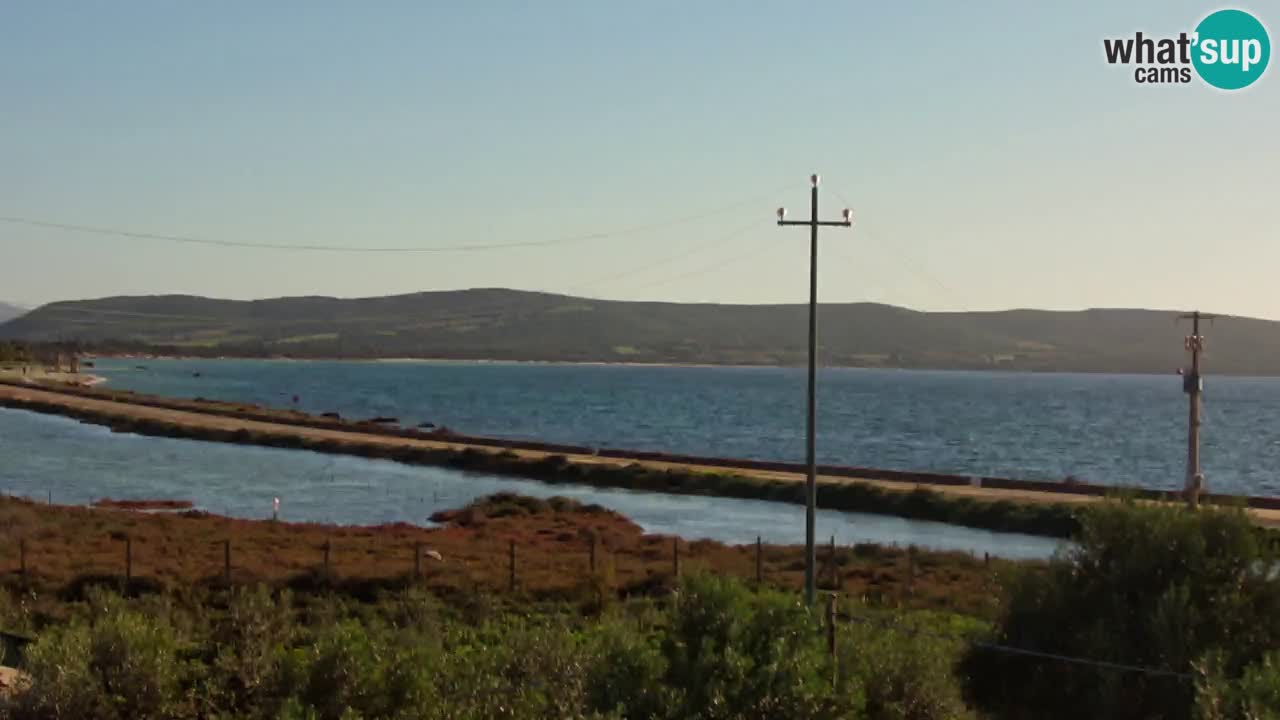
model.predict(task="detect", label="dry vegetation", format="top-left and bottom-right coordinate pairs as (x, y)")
top-left (0, 493), bottom-right (1008, 619)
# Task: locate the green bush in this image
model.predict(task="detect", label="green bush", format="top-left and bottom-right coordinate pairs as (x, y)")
top-left (0, 586), bottom-right (34, 639)
top-left (837, 608), bottom-right (976, 720)
top-left (198, 586), bottom-right (297, 717)
top-left (962, 500), bottom-right (1280, 720)
top-left (1195, 651), bottom-right (1280, 720)
top-left (660, 575), bottom-right (841, 719)
top-left (584, 618), bottom-right (670, 717)
top-left (432, 616), bottom-right (605, 720)
top-left (270, 620), bottom-right (440, 720)
top-left (7, 591), bottom-right (186, 720)
top-left (0, 573), bottom-right (981, 719)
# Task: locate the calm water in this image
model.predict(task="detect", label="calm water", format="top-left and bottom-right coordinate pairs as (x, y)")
top-left (93, 358), bottom-right (1280, 495)
top-left (0, 408), bottom-right (1059, 559)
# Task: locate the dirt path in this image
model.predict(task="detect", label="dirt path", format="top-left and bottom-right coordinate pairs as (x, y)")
top-left (4, 382), bottom-right (1278, 527)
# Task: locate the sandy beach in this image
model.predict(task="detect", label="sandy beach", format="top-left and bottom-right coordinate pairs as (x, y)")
top-left (0, 365), bottom-right (105, 386)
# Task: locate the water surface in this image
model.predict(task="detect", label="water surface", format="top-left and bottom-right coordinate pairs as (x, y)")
top-left (93, 358), bottom-right (1280, 495)
top-left (0, 407), bottom-right (1060, 559)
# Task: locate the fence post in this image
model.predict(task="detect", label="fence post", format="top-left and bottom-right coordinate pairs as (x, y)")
top-left (829, 535), bottom-right (837, 588)
top-left (907, 546), bottom-right (917, 599)
top-left (414, 542), bottom-right (423, 580)
top-left (19, 538), bottom-right (26, 581)
top-left (590, 533), bottom-right (597, 575)
top-left (826, 592), bottom-right (838, 665)
top-left (755, 536), bottom-right (763, 586)
top-left (672, 538), bottom-right (681, 580)
top-left (125, 536), bottom-right (133, 585)
top-left (322, 540), bottom-right (331, 581)
top-left (223, 540), bottom-right (231, 584)
top-left (508, 540), bottom-right (517, 592)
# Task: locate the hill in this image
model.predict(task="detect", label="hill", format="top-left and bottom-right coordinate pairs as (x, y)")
top-left (1, 288), bottom-right (1275, 374)
top-left (0, 302), bottom-right (25, 324)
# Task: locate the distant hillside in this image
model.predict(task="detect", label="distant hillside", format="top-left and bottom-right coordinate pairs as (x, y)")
top-left (1, 288), bottom-right (1275, 374)
top-left (0, 302), bottom-right (26, 324)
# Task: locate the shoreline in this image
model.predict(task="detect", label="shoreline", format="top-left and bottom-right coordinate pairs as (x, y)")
top-left (3, 379), bottom-right (1279, 536)
top-left (0, 367), bottom-right (106, 386)
top-left (82, 353), bottom-right (1232, 378)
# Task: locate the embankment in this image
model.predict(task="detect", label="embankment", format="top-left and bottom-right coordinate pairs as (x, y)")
top-left (3, 379), bottom-right (1275, 538)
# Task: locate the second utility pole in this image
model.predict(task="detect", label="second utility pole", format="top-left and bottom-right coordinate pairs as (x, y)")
top-left (778, 174), bottom-right (852, 605)
top-left (1179, 310), bottom-right (1216, 508)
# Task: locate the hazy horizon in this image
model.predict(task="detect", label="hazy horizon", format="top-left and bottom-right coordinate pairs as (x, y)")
top-left (6, 286), bottom-right (1261, 324)
top-left (2, 1), bottom-right (1276, 317)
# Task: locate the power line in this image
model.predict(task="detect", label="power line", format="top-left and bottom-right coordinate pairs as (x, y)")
top-left (565, 220), bottom-right (760, 294)
top-left (21, 227), bottom-right (768, 323)
top-left (0, 186), bottom-right (787, 254)
top-left (826, 187), bottom-right (972, 312)
top-left (624, 227), bottom-right (775, 292)
top-left (836, 610), bottom-right (1193, 681)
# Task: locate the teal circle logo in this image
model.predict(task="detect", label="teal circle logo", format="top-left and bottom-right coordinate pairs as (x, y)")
top-left (1192, 9), bottom-right (1270, 90)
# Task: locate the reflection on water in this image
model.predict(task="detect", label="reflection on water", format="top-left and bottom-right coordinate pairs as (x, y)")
top-left (0, 408), bottom-right (1061, 559)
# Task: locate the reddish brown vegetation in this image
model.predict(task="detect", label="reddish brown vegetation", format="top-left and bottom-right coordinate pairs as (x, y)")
top-left (0, 494), bottom-right (1009, 617)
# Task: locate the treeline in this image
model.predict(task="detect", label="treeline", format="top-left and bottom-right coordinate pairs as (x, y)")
top-left (0, 340), bottom-right (95, 364)
top-left (3, 500), bottom-right (1280, 718)
top-left (0, 341), bottom-right (32, 363)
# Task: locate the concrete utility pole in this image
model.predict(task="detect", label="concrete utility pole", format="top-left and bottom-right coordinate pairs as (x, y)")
top-left (1179, 311), bottom-right (1216, 508)
top-left (777, 174), bottom-right (853, 606)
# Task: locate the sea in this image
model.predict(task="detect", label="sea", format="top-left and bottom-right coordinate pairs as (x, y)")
top-left (4, 358), bottom-right (1276, 559)
top-left (91, 358), bottom-right (1280, 495)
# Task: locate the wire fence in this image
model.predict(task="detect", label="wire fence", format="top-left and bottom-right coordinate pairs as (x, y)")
top-left (830, 603), bottom-right (1194, 681)
top-left (0, 504), bottom-right (1196, 686)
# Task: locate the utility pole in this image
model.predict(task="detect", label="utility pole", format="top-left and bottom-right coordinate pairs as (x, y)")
top-left (777, 174), bottom-right (853, 606)
top-left (1179, 311), bottom-right (1216, 508)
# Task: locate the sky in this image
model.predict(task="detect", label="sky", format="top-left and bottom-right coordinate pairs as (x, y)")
top-left (1, 1), bottom-right (1277, 316)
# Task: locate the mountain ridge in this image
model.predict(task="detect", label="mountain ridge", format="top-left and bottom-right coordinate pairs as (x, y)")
top-left (0, 301), bottom-right (26, 324)
top-left (2, 289), bottom-right (1273, 375)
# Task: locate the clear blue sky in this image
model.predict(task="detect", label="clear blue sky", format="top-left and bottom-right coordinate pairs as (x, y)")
top-left (1, 1), bottom-right (1276, 316)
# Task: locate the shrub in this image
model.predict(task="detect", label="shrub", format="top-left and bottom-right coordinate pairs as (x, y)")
top-left (269, 619), bottom-right (440, 720)
top-left (838, 607), bottom-right (976, 720)
top-left (1195, 650), bottom-right (1280, 720)
top-left (6, 592), bottom-right (185, 720)
top-left (584, 617), bottom-right (670, 717)
top-left (0, 586), bottom-right (33, 638)
top-left (198, 585), bottom-right (297, 717)
top-left (962, 500), bottom-right (1280, 720)
top-left (433, 617), bottom-right (598, 719)
top-left (659, 574), bottom-right (848, 720)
